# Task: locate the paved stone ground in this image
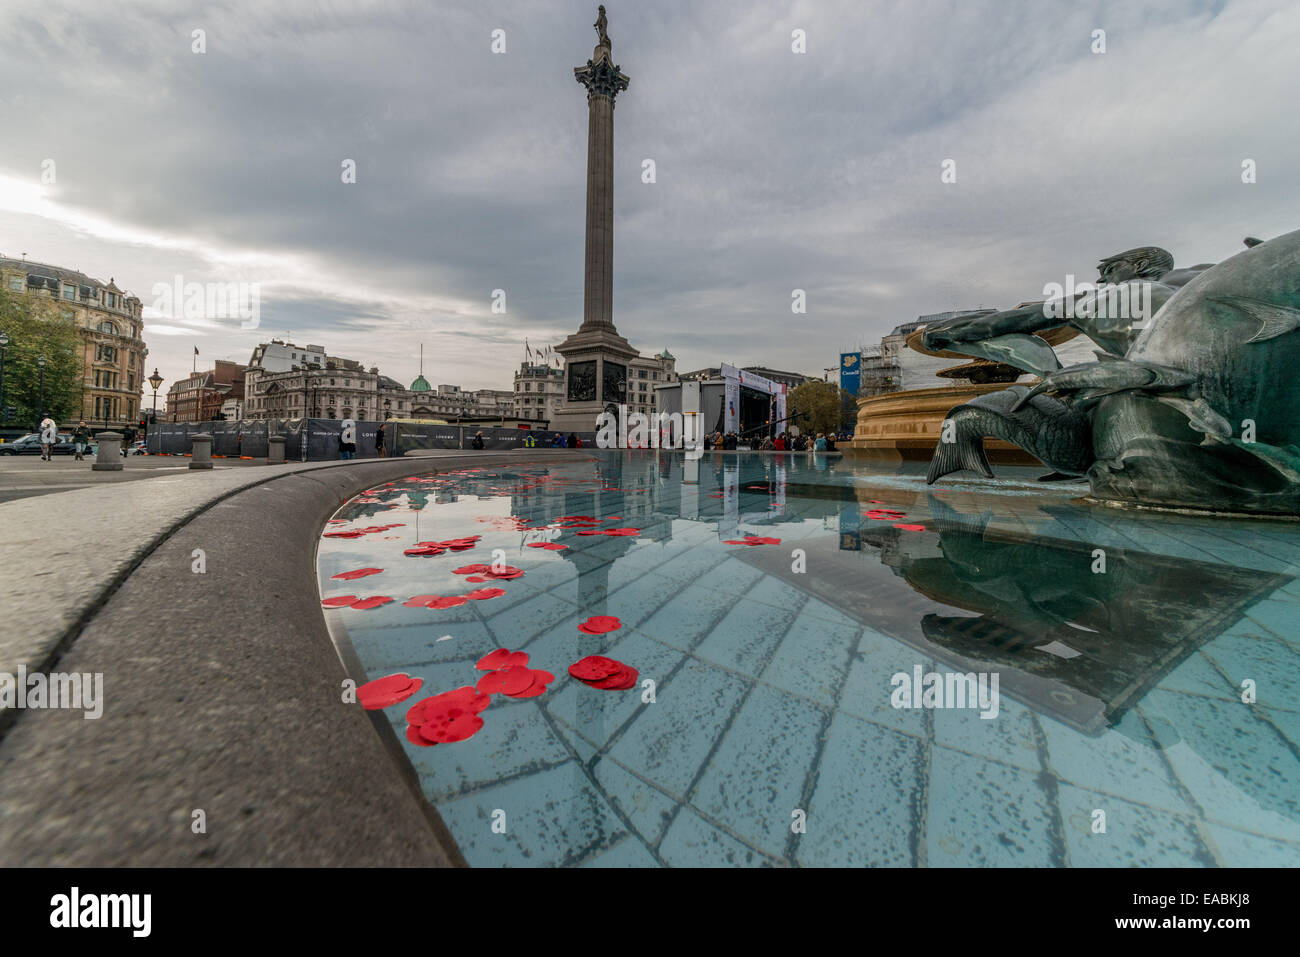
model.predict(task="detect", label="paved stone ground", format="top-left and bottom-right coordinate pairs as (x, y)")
top-left (0, 449), bottom-right (586, 865)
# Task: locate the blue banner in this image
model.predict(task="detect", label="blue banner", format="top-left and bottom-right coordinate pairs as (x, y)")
top-left (840, 352), bottom-right (862, 395)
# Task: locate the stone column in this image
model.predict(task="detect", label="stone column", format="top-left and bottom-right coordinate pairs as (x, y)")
top-left (575, 44), bottom-right (629, 334)
top-left (92, 432), bottom-right (123, 471)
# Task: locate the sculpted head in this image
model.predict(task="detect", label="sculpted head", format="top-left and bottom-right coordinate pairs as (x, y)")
top-left (1097, 246), bottom-right (1174, 284)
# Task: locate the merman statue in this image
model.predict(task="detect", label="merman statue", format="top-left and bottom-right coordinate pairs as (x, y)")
top-left (925, 232), bottom-right (1300, 514)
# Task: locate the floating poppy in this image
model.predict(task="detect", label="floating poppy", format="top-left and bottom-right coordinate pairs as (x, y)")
top-left (452, 564), bottom-right (491, 575)
top-left (321, 595), bottom-right (358, 608)
top-left (568, 655), bottom-right (637, 691)
top-left (357, 673), bottom-right (423, 710)
top-left (477, 648), bottom-right (530, 671)
top-left (578, 615), bottom-right (622, 635)
top-left (331, 567), bottom-right (384, 581)
top-left (465, 576), bottom-right (489, 583)
top-left (476, 665), bottom-right (536, 696)
top-left (568, 655), bottom-right (621, 681)
top-left (604, 528), bottom-right (641, 536)
top-left (426, 595), bottom-right (468, 609)
top-left (323, 531), bottom-right (365, 539)
top-left (465, 587), bottom-right (506, 601)
top-left (894, 523), bottom-right (927, 532)
top-left (402, 594), bottom-right (443, 608)
top-left (349, 596), bottom-right (394, 610)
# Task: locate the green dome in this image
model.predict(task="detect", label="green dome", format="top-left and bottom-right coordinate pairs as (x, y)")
top-left (410, 374), bottom-right (431, 392)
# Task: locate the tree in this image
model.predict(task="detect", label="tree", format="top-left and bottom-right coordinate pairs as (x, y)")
top-left (0, 287), bottom-right (83, 428)
top-left (788, 379), bottom-right (854, 435)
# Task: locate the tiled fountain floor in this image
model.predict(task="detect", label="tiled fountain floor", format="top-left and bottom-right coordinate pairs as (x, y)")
top-left (320, 452), bottom-right (1300, 866)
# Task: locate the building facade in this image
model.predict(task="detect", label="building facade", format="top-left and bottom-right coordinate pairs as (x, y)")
top-left (165, 360), bottom-right (246, 422)
top-left (513, 362), bottom-right (564, 425)
top-left (0, 256), bottom-right (147, 429)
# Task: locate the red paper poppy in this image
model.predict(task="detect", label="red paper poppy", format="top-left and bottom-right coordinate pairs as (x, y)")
top-left (569, 655), bottom-right (637, 690)
top-left (349, 596), bottom-right (394, 610)
top-left (321, 595), bottom-right (358, 607)
top-left (406, 686), bottom-right (491, 726)
top-left (507, 671), bottom-right (555, 698)
top-left (465, 587), bottom-right (506, 601)
top-left (477, 648), bottom-right (530, 671)
top-left (405, 724), bottom-right (436, 747)
top-left (568, 655), bottom-right (621, 681)
top-left (452, 564), bottom-right (490, 575)
top-left (331, 567), bottom-right (384, 581)
top-left (358, 673), bottom-right (423, 709)
top-left (586, 665), bottom-right (639, 690)
top-left (417, 711), bottom-right (484, 744)
top-left (323, 531), bottom-right (364, 539)
top-left (484, 566), bottom-right (523, 579)
top-left (894, 523), bottom-right (927, 532)
top-left (402, 594), bottom-right (443, 607)
top-left (465, 576), bottom-right (489, 583)
top-left (576, 530), bottom-right (603, 536)
top-left (578, 615), bottom-right (622, 635)
top-left (404, 546), bottom-right (444, 557)
top-left (476, 665), bottom-right (536, 696)
top-left (604, 528), bottom-right (640, 536)
top-left (426, 595), bottom-right (468, 609)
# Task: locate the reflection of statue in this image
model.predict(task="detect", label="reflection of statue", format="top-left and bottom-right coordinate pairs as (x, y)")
top-left (927, 231), bottom-right (1300, 514)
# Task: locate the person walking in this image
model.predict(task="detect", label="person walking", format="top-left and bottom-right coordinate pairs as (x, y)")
top-left (567, 432), bottom-right (578, 449)
top-left (375, 422), bottom-right (387, 457)
top-left (72, 420), bottom-right (90, 461)
top-left (471, 430), bottom-right (485, 450)
top-left (39, 414), bottom-right (57, 461)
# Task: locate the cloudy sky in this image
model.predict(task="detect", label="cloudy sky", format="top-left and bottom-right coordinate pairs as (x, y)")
top-left (1, 0), bottom-right (1298, 398)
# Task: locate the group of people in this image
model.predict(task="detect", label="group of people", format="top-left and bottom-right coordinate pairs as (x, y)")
top-left (702, 430), bottom-right (840, 452)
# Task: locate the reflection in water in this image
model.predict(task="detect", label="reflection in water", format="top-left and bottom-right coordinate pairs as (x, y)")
top-left (323, 451), bottom-right (1300, 864)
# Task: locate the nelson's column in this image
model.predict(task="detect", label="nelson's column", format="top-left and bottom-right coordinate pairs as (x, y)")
top-left (552, 6), bottom-right (639, 432)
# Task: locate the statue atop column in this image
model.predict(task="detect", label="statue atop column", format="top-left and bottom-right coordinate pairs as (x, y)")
top-left (593, 6), bottom-right (612, 61)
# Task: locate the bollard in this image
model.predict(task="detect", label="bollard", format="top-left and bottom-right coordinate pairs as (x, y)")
top-left (267, 434), bottom-right (286, 464)
top-left (92, 431), bottom-right (124, 471)
top-left (189, 433), bottom-right (214, 470)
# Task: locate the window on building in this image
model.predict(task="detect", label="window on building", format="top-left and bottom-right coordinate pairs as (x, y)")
top-left (62, 284), bottom-right (76, 301)
top-left (7, 277), bottom-right (22, 292)
top-left (638, 369), bottom-right (647, 378)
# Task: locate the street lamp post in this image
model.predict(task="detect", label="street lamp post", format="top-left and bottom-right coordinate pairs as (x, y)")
top-left (148, 369), bottom-right (163, 450)
top-left (0, 331), bottom-right (9, 428)
top-left (37, 353), bottom-right (47, 427)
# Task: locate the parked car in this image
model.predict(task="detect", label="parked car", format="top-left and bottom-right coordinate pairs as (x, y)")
top-left (0, 432), bottom-right (77, 455)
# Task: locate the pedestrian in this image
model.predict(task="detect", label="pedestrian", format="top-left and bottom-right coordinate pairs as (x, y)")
top-left (825, 433), bottom-right (838, 453)
top-left (376, 422), bottom-right (387, 457)
top-left (573, 435), bottom-right (583, 448)
top-left (567, 432), bottom-right (578, 449)
top-left (72, 420), bottom-right (90, 461)
top-left (814, 432), bottom-right (828, 451)
top-left (472, 430), bottom-right (485, 450)
top-left (39, 414), bottom-right (57, 461)
top-left (773, 433), bottom-right (786, 452)
top-left (552, 433), bottom-right (565, 448)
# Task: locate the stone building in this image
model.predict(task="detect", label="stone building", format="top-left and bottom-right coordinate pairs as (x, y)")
top-left (0, 256), bottom-right (147, 429)
top-left (513, 362), bottom-right (564, 425)
top-left (165, 360), bottom-right (246, 422)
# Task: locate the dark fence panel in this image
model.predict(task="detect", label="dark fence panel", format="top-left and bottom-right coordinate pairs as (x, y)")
top-left (145, 420), bottom-right (602, 457)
